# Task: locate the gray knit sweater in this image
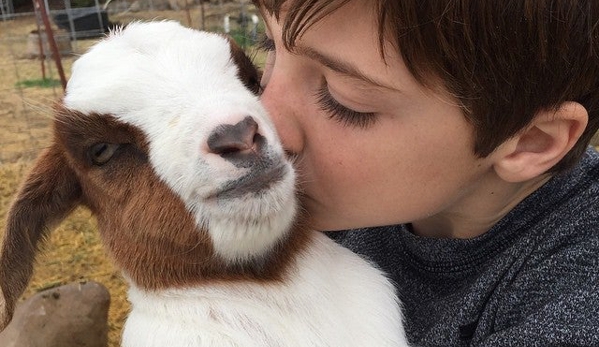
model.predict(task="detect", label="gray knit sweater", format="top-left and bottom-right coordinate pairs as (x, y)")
top-left (328, 147), bottom-right (599, 346)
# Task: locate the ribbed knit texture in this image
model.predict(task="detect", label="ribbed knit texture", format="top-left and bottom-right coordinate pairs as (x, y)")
top-left (328, 147), bottom-right (599, 346)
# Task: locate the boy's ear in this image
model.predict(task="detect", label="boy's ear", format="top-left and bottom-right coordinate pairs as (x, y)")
top-left (493, 101), bottom-right (588, 182)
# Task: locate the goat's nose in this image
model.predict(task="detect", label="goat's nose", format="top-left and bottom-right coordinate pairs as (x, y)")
top-left (207, 116), bottom-right (265, 162)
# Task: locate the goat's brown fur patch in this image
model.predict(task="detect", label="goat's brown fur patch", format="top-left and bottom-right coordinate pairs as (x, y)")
top-left (0, 104), bottom-right (311, 328)
top-left (227, 37), bottom-right (262, 95)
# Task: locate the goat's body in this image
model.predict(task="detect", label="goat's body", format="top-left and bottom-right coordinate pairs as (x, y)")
top-left (122, 232), bottom-right (407, 347)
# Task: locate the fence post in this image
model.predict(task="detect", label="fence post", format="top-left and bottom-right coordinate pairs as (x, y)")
top-left (32, 0), bottom-right (67, 91)
top-left (33, 5), bottom-right (47, 80)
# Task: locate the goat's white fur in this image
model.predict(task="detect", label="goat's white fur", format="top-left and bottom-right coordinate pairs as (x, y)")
top-left (122, 233), bottom-right (406, 346)
top-left (66, 21), bottom-right (296, 262)
top-left (23, 21), bottom-right (409, 346)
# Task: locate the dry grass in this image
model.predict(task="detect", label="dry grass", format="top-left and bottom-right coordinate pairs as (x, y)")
top-left (0, 5), bottom-right (260, 346)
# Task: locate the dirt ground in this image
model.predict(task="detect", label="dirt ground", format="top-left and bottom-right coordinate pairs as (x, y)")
top-left (0, 5), bottom-right (259, 346)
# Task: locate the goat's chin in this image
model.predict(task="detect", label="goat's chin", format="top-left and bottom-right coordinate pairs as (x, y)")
top-left (200, 168), bottom-right (298, 262)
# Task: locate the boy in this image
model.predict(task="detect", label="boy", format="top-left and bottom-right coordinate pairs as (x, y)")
top-left (253, 0), bottom-right (599, 345)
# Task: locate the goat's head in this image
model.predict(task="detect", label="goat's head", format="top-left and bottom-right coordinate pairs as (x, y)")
top-left (0, 21), bottom-right (304, 330)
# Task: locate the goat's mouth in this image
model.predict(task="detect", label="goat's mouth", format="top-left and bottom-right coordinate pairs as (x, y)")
top-left (212, 162), bottom-right (288, 200)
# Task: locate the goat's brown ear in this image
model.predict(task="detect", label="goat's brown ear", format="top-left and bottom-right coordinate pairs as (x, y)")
top-left (0, 145), bottom-right (81, 330)
top-left (225, 35), bottom-right (262, 94)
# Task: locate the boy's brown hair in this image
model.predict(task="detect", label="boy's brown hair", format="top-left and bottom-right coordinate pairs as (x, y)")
top-left (255, 0), bottom-right (599, 173)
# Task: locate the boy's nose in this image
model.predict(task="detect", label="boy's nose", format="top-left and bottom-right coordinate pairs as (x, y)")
top-left (259, 78), bottom-right (305, 157)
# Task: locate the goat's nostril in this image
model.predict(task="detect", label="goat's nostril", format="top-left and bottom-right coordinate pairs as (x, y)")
top-left (207, 116), bottom-right (262, 157)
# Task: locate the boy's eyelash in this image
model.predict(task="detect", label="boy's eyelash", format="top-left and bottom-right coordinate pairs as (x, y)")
top-left (315, 80), bottom-right (377, 129)
top-left (256, 36), bottom-right (376, 129)
top-left (257, 36), bottom-right (275, 52)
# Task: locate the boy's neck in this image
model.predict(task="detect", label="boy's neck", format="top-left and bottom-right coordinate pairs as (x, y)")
top-left (411, 174), bottom-right (552, 239)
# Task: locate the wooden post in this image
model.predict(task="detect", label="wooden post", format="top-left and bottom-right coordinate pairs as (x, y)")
top-left (33, 5), bottom-right (46, 80)
top-left (32, 0), bottom-right (67, 91)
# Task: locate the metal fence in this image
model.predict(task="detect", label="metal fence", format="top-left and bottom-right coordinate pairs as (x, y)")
top-left (0, 0), bottom-right (260, 164)
top-left (1, 0), bottom-right (15, 21)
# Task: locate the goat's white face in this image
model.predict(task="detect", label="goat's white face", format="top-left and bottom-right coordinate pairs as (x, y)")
top-left (0, 21), bottom-right (306, 328)
top-left (64, 21), bottom-right (297, 262)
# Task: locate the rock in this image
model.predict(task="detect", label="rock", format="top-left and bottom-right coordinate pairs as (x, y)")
top-left (0, 281), bottom-right (110, 347)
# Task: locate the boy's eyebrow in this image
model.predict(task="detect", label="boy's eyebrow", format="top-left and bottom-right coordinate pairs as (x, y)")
top-left (294, 45), bottom-right (399, 92)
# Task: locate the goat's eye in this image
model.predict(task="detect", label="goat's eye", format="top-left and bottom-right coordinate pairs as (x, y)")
top-left (89, 143), bottom-right (120, 165)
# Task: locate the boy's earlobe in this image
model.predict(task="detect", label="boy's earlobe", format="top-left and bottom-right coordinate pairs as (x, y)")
top-left (494, 102), bottom-right (588, 182)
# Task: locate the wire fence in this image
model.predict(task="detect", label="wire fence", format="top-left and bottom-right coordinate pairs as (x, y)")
top-left (0, 0), bottom-right (261, 164)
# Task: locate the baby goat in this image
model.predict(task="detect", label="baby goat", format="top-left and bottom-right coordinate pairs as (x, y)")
top-left (0, 21), bottom-right (408, 346)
